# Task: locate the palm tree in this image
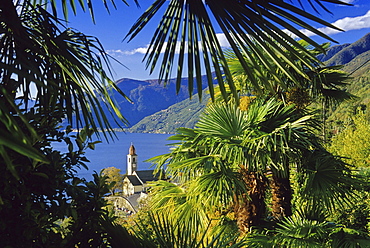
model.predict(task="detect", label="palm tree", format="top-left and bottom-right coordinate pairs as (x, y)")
top-left (220, 41), bottom-right (354, 106)
top-left (203, 43), bottom-right (354, 220)
top-left (149, 99), bottom-right (310, 231)
top-left (219, 41), bottom-right (357, 222)
top-left (148, 97), bottom-right (360, 236)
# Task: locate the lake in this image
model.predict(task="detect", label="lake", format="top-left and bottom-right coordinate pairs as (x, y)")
top-left (52, 132), bottom-right (173, 180)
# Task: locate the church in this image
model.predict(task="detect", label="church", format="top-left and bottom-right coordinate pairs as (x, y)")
top-left (122, 144), bottom-right (162, 196)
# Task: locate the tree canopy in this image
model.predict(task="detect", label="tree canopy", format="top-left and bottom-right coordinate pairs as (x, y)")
top-left (101, 166), bottom-right (124, 195)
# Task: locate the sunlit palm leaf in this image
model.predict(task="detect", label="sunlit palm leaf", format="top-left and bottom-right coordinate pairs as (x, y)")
top-left (148, 180), bottom-right (187, 211)
top-left (131, 212), bottom-right (246, 247)
top-left (189, 166), bottom-right (247, 207)
top-left (196, 103), bottom-right (248, 138)
top-left (147, 180), bottom-right (211, 235)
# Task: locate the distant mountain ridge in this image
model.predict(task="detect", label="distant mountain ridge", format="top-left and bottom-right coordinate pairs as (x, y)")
top-left (113, 33), bottom-right (370, 133)
top-left (127, 90), bottom-right (210, 133)
top-left (316, 43), bottom-right (351, 62)
top-left (320, 32), bottom-right (370, 67)
top-left (109, 75), bottom-right (214, 127)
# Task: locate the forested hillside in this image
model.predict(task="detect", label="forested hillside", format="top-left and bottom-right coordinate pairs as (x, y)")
top-left (128, 90), bottom-right (210, 133)
top-left (323, 34), bottom-right (370, 132)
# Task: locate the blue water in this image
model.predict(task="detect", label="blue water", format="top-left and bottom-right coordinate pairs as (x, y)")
top-left (52, 133), bottom-right (173, 180)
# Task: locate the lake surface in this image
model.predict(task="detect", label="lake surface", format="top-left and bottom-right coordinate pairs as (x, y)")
top-left (52, 132), bottom-right (173, 180)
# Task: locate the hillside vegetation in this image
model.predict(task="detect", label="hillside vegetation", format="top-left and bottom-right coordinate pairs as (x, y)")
top-left (127, 91), bottom-right (210, 133)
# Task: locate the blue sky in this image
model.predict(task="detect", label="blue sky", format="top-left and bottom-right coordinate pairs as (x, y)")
top-left (66, 0), bottom-right (370, 81)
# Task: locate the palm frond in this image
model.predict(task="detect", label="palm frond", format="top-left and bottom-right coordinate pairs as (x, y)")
top-left (196, 103), bottom-right (248, 138)
top-left (148, 180), bottom-right (187, 211)
top-left (299, 148), bottom-right (360, 211)
top-left (131, 211), bottom-right (246, 248)
top-left (0, 1), bottom-right (129, 163)
top-left (189, 163), bottom-right (247, 207)
top-left (273, 214), bottom-right (334, 247)
top-left (126, 0), bottom-right (352, 100)
top-left (35, 0), bottom-right (138, 22)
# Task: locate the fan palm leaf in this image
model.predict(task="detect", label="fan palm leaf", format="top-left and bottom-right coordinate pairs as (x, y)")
top-left (33, 0), bottom-right (353, 101)
top-left (272, 206), bottom-right (370, 248)
top-left (129, 212), bottom-right (246, 247)
top-left (274, 214), bottom-right (334, 247)
top-left (298, 148), bottom-right (360, 212)
top-left (221, 41), bottom-right (354, 108)
top-left (125, 0), bottom-right (351, 100)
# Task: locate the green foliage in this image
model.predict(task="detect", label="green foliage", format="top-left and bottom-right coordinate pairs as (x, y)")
top-left (0, 112), bottom-right (112, 246)
top-left (325, 68), bottom-right (370, 136)
top-left (245, 204), bottom-right (370, 247)
top-left (1, 0), bottom-right (368, 247)
top-left (0, 0), bottom-right (128, 163)
top-left (327, 168), bottom-right (370, 234)
top-left (295, 148), bottom-right (360, 212)
top-left (329, 111), bottom-right (370, 168)
top-left (270, 210), bottom-right (370, 247)
top-left (127, 212), bottom-right (246, 248)
top-left (101, 166), bottom-right (124, 195)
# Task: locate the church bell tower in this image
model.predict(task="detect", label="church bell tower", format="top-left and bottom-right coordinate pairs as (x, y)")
top-left (127, 143), bottom-right (138, 175)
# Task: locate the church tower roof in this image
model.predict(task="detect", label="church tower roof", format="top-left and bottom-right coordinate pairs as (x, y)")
top-left (129, 144), bottom-right (137, 155)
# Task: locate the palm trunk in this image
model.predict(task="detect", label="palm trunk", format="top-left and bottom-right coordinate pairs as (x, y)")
top-left (234, 170), bottom-right (266, 233)
top-left (270, 175), bottom-right (292, 220)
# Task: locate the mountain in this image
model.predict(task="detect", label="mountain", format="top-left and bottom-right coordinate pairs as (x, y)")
top-left (342, 50), bottom-right (370, 76)
top-left (109, 76), bottom-right (215, 127)
top-left (126, 33), bottom-right (370, 134)
top-left (316, 43), bottom-right (351, 62)
top-left (323, 32), bottom-right (370, 66)
top-left (127, 90), bottom-right (210, 133)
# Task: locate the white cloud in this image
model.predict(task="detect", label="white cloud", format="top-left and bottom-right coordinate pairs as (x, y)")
top-left (216, 33), bottom-right (230, 47)
top-left (341, 0), bottom-right (355, 3)
top-left (288, 10), bottom-right (370, 38)
top-left (107, 46), bottom-right (149, 56)
top-left (325, 10), bottom-right (370, 33)
top-left (113, 35), bottom-right (230, 56)
top-left (116, 10), bottom-right (370, 56)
